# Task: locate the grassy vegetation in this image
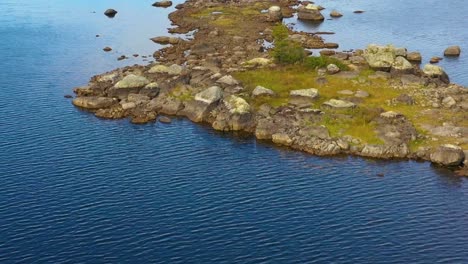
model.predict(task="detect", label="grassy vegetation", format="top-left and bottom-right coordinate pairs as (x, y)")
top-left (190, 4), bottom-right (268, 34)
top-left (234, 65), bottom-right (467, 147)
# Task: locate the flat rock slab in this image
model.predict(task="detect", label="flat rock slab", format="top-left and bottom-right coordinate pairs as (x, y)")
top-left (195, 86), bottom-right (223, 104)
top-left (323, 99), bottom-right (356, 109)
top-left (115, 74), bottom-right (150, 89)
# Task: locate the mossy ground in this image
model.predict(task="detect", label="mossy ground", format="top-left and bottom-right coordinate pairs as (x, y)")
top-left (234, 66), bottom-right (467, 149)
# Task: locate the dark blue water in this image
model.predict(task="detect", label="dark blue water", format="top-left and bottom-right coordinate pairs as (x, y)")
top-left (1, 1), bottom-right (467, 263)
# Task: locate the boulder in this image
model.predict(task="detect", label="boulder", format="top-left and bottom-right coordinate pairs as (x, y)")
top-left (152, 1), bottom-right (172, 7)
top-left (224, 95), bottom-right (251, 114)
top-left (326, 64), bottom-right (340, 74)
top-left (423, 64), bottom-right (450, 83)
top-left (73, 96), bottom-right (115, 109)
top-left (252, 86), bottom-right (276, 97)
top-left (430, 144), bottom-right (465, 166)
top-left (443, 46), bottom-right (461, 57)
top-left (298, 4), bottom-right (324, 21)
top-left (103, 47), bottom-right (112, 52)
top-left (391, 56), bottom-right (413, 74)
top-left (194, 86), bottom-right (223, 104)
top-left (441, 96), bottom-right (456, 108)
top-left (363, 44), bottom-right (398, 71)
top-left (115, 74), bottom-right (150, 89)
top-left (104, 9), bottom-right (117, 17)
top-left (330, 10), bottom-right (343, 18)
top-left (216, 75), bottom-right (239, 86)
top-left (267, 6), bottom-right (283, 22)
top-left (407, 52), bottom-right (422, 63)
top-left (323, 99), bottom-right (356, 109)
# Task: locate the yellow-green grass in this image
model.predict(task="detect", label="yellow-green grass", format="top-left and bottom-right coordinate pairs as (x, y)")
top-left (234, 66), bottom-right (467, 148)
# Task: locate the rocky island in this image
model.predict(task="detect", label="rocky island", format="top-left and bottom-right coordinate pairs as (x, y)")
top-left (72, 0), bottom-right (467, 175)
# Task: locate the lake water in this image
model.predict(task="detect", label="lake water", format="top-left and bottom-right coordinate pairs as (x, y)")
top-left (0, 1), bottom-right (467, 263)
top-left (286, 0), bottom-right (468, 85)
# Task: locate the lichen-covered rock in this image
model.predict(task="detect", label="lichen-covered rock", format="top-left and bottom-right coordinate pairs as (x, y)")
top-left (423, 64), bottom-right (450, 84)
top-left (114, 74), bottom-right (150, 89)
top-left (430, 144), bottom-right (465, 166)
top-left (244, 58), bottom-right (272, 67)
top-left (363, 44), bottom-right (398, 71)
top-left (224, 95), bottom-right (251, 114)
top-left (391, 56), bottom-right (413, 74)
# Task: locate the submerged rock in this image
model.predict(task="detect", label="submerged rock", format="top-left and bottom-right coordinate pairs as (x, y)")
top-left (152, 1), bottom-right (172, 7)
top-left (444, 46), bottom-right (461, 57)
top-left (104, 9), bottom-right (117, 18)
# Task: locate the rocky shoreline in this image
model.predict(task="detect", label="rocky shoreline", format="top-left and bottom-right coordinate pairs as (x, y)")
top-left (71, 0), bottom-right (467, 175)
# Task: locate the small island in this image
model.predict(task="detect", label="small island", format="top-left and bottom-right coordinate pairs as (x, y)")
top-left (72, 0), bottom-right (467, 174)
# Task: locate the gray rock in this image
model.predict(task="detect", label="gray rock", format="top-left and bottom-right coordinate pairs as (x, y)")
top-left (252, 86), bottom-right (276, 97)
top-left (430, 144), bottom-right (465, 166)
top-left (338, 90), bottom-right (354, 95)
top-left (290, 88), bottom-right (319, 107)
top-left (326, 64), bottom-right (340, 74)
top-left (323, 99), bottom-right (356, 108)
top-left (216, 75), bottom-right (239, 86)
top-left (194, 86), bottom-right (223, 104)
top-left (115, 74), bottom-right (150, 89)
top-left (441, 96), bottom-right (456, 108)
top-left (354, 90), bottom-right (370, 98)
top-left (391, 56), bottom-right (413, 74)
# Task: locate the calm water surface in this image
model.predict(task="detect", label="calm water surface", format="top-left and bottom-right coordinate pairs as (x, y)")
top-left (287, 0), bottom-right (468, 85)
top-left (0, 1), bottom-right (467, 263)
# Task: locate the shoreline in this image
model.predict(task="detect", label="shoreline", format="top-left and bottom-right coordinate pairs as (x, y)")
top-left (71, 0), bottom-right (467, 175)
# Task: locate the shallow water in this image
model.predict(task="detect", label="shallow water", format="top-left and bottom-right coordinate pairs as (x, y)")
top-left (286, 0), bottom-right (468, 85)
top-left (0, 1), bottom-right (468, 263)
